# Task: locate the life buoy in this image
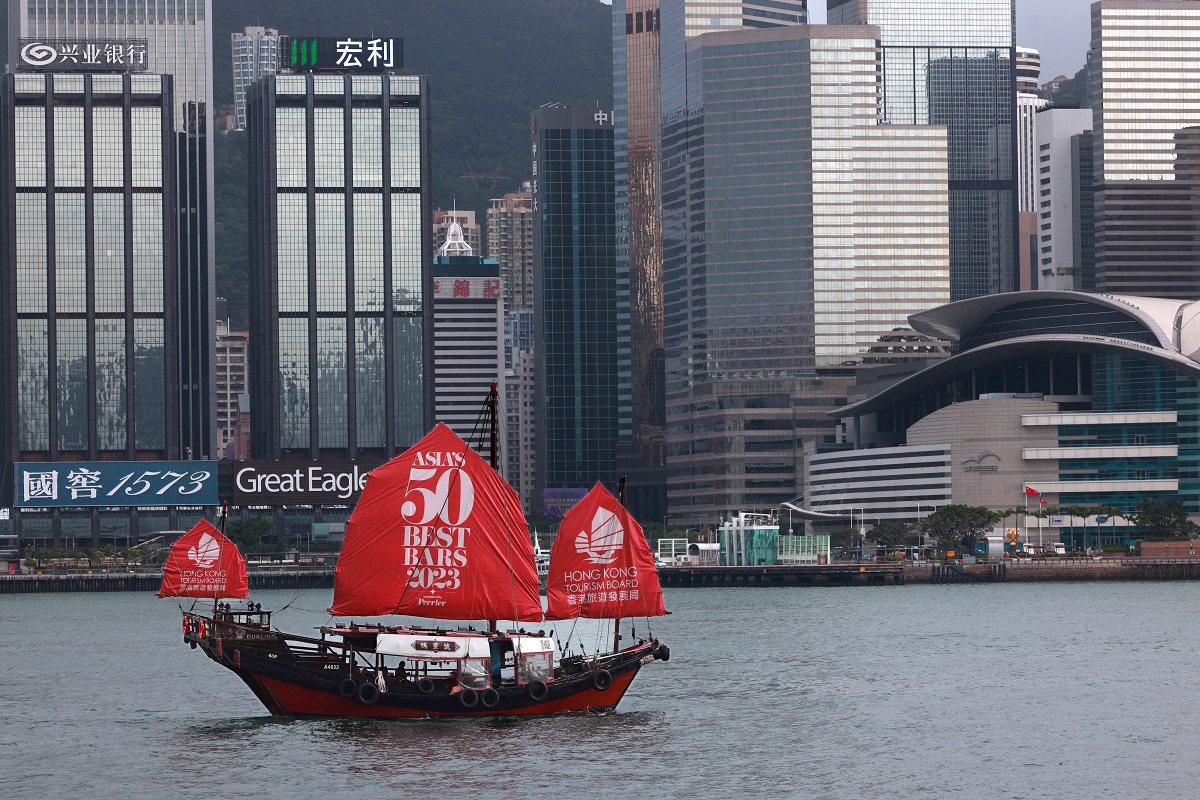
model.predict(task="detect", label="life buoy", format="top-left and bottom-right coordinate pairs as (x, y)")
top-left (338, 678), bottom-right (358, 698)
top-left (182, 617), bottom-right (189, 634)
top-left (417, 678), bottom-right (435, 694)
top-left (458, 688), bottom-right (479, 708)
top-left (197, 619), bottom-right (206, 638)
top-left (591, 669), bottom-right (612, 691)
top-left (357, 682), bottom-right (380, 705)
top-left (526, 680), bottom-right (549, 702)
top-left (480, 688), bottom-right (500, 708)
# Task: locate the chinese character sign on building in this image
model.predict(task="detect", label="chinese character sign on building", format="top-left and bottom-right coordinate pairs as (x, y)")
top-left (281, 37), bottom-right (403, 73)
top-left (16, 461), bottom-right (219, 507)
top-left (18, 39), bottom-right (149, 72)
top-left (432, 277), bottom-right (502, 300)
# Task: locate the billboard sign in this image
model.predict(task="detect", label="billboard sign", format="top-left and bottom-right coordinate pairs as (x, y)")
top-left (542, 488), bottom-right (590, 519)
top-left (281, 37), bottom-right (403, 73)
top-left (16, 461), bottom-right (218, 508)
top-left (19, 39), bottom-right (149, 72)
top-left (227, 461), bottom-right (385, 506)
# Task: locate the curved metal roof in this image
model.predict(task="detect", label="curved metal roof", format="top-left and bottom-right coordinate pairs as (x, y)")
top-left (835, 333), bottom-right (1200, 419)
top-left (908, 290), bottom-right (1188, 351)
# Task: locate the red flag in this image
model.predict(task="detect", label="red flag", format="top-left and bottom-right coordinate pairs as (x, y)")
top-left (1024, 485), bottom-right (1039, 496)
top-left (545, 482), bottom-right (667, 620)
top-left (158, 519), bottom-right (249, 599)
top-left (331, 423), bottom-right (543, 621)
top-left (1040, 497), bottom-right (1048, 505)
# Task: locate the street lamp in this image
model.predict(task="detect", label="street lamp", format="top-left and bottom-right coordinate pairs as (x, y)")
top-left (915, 504), bottom-right (934, 550)
top-left (845, 507), bottom-right (864, 559)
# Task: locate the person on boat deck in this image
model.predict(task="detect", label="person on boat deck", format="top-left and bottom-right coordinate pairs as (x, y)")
top-left (394, 662), bottom-right (408, 683)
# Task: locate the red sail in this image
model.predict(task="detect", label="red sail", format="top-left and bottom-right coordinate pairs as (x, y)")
top-left (545, 483), bottom-right (667, 620)
top-left (331, 423), bottom-right (543, 621)
top-left (158, 520), bottom-right (249, 599)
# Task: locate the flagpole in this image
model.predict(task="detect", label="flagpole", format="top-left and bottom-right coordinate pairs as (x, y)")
top-left (1024, 492), bottom-right (1029, 552)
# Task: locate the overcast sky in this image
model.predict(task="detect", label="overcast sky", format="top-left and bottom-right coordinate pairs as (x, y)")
top-left (602, 1), bottom-right (1094, 86)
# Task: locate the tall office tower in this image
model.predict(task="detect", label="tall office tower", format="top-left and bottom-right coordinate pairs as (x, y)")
top-left (502, 309), bottom-right (536, 512)
top-left (1091, 1), bottom-right (1200, 298)
top-left (829, 0), bottom-right (1016, 301)
top-left (432, 209), bottom-right (480, 257)
top-left (661, 25), bottom-right (950, 525)
top-left (11, 0), bottom-right (218, 462)
top-left (0, 72), bottom-right (182, 544)
top-left (531, 106), bottom-right (617, 518)
top-left (215, 318), bottom-right (249, 459)
top-left (1034, 108), bottom-right (1094, 291)
top-left (431, 244), bottom-right (504, 452)
top-left (485, 184), bottom-right (534, 314)
top-left (1016, 47), bottom-right (1047, 214)
top-left (1072, 130), bottom-right (1097, 292)
top-left (231, 26), bottom-right (279, 132)
top-left (246, 73), bottom-right (433, 462)
top-left (614, 0), bottom-right (808, 522)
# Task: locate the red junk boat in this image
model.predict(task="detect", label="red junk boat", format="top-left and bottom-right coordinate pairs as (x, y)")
top-left (162, 397), bottom-right (670, 719)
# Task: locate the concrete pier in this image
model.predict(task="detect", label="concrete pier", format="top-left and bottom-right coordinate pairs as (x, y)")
top-left (656, 564), bottom-right (906, 587)
top-left (0, 569), bottom-right (336, 594)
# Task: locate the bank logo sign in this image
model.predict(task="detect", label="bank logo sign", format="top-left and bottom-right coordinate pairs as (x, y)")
top-left (281, 36), bottom-right (403, 73)
top-left (16, 461), bottom-right (218, 508)
top-left (19, 39), bottom-right (149, 72)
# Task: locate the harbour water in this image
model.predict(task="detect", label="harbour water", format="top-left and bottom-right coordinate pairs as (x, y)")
top-left (3, 582), bottom-right (1199, 799)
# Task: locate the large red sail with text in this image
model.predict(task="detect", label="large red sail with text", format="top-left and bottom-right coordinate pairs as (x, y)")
top-left (158, 520), bottom-right (249, 599)
top-left (545, 483), bottom-right (667, 620)
top-left (331, 423), bottom-right (542, 621)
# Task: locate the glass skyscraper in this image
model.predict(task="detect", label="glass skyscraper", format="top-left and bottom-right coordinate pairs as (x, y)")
top-left (246, 74), bottom-right (432, 461)
top-left (10, 0), bottom-right (218, 460)
top-left (613, 0), bottom-right (807, 522)
top-left (661, 25), bottom-right (950, 524)
top-left (0, 71), bottom-right (179, 543)
top-left (531, 106), bottom-right (617, 515)
top-left (1091, 0), bottom-right (1200, 299)
top-left (829, 0), bottom-right (1016, 301)
top-left (231, 26), bottom-right (279, 132)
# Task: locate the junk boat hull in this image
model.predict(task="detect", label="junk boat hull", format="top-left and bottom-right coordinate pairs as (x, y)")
top-left (184, 610), bottom-right (668, 719)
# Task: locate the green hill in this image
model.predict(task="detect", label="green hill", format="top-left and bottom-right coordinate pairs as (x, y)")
top-left (3, 0), bottom-right (613, 327)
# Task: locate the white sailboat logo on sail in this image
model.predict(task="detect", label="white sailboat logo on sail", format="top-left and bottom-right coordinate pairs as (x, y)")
top-left (576, 507), bottom-right (624, 565)
top-left (188, 532), bottom-right (220, 569)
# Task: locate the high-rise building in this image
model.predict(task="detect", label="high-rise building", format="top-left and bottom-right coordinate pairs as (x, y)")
top-left (531, 105), bottom-right (618, 517)
top-left (432, 209), bottom-right (480, 258)
top-left (0, 71), bottom-right (183, 544)
top-left (215, 318), bottom-right (249, 459)
top-left (502, 309), bottom-right (536, 512)
top-left (1016, 47), bottom-right (1048, 214)
top-left (1091, 0), bottom-right (1200, 298)
top-left (660, 24), bottom-right (950, 524)
top-left (613, 0), bottom-right (808, 522)
top-left (11, 0), bottom-right (219, 463)
top-left (485, 184), bottom-right (534, 314)
top-left (1034, 108), bottom-right (1093, 291)
top-left (829, 0), bottom-right (1016, 301)
top-left (246, 73), bottom-right (433, 463)
top-left (231, 26), bottom-right (280, 132)
top-left (431, 252), bottom-right (504, 451)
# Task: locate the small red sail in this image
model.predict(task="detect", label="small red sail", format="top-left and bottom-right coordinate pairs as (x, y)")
top-left (331, 423), bottom-right (543, 621)
top-left (545, 482), bottom-right (667, 620)
top-left (158, 519), bottom-right (249, 599)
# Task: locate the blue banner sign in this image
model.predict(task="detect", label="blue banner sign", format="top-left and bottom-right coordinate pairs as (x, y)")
top-left (16, 461), bottom-right (219, 508)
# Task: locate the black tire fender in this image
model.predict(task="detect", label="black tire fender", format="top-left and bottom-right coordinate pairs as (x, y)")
top-left (458, 688), bottom-right (479, 708)
top-left (357, 681), bottom-right (380, 705)
top-left (526, 679), bottom-right (549, 701)
top-left (656, 644), bottom-right (671, 662)
top-left (417, 677), bottom-right (435, 694)
top-left (592, 668), bottom-right (612, 691)
top-left (338, 678), bottom-right (358, 698)
top-left (480, 687), bottom-right (500, 708)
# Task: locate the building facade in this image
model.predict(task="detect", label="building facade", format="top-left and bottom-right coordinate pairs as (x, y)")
top-left (231, 26), bottom-right (279, 132)
top-left (829, 0), bottom-right (1016, 301)
top-left (0, 71), bottom-right (192, 544)
top-left (531, 105), bottom-right (618, 517)
top-left (660, 24), bottom-right (950, 525)
top-left (485, 185), bottom-right (534, 314)
top-left (1034, 108), bottom-right (1093, 291)
top-left (1015, 47), bottom-right (1047, 215)
top-left (1091, 0), bottom-right (1200, 298)
top-left (215, 318), bottom-right (248, 459)
top-left (432, 209), bottom-right (480, 258)
top-left (806, 291), bottom-right (1200, 548)
top-left (10, 0), bottom-right (219, 463)
top-left (613, 0), bottom-right (809, 522)
top-left (246, 73), bottom-right (433, 464)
